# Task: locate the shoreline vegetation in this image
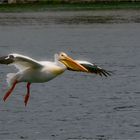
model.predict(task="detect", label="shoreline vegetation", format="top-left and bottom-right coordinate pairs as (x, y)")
top-left (0, 1), bottom-right (140, 12)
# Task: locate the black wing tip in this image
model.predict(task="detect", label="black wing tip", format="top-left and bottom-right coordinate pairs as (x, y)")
top-left (99, 69), bottom-right (112, 77)
top-left (96, 66), bottom-right (112, 77)
top-left (90, 65), bottom-right (112, 77)
top-left (0, 55), bottom-right (14, 65)
top-left (80, 63), bottom-right (112, 77)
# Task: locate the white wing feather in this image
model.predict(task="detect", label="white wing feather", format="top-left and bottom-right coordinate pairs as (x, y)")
top-left (9, 53), bottom-right (43, 71)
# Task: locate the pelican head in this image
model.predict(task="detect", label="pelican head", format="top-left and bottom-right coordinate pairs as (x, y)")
top-left (58, 52), bottom-right (88, 72)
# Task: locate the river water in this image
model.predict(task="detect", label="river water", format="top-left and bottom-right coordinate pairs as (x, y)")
top-left (0, 10), bottom-right (140, 140)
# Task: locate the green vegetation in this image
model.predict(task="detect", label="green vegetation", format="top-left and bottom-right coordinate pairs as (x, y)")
top-left (0, 1), bottom-right (140, 12)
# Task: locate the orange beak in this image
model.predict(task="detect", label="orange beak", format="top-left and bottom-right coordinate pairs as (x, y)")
top-left (59, 55), bottom-right (88, 72)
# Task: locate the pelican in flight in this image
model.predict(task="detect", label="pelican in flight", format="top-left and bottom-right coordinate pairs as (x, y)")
top-left (0, 52), bottom-right (111, 106)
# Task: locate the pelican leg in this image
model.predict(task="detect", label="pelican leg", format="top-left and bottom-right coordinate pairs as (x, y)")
top-left (3, 80), bottom-right (18, 102)
top-left (24, 82), bottom-right (31, 106)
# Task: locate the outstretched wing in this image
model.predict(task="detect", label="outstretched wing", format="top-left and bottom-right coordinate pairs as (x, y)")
top-left (0, 53), bottom-right (43, 71)
top-left (75, 60), bottom-right (111, 77)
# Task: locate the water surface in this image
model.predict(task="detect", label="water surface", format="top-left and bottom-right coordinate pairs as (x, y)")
top-left (0, 10), bottom-right (140, 140)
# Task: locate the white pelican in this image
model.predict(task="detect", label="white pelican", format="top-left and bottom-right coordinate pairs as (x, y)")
top-left (0, 52), bottom-right (111, 106)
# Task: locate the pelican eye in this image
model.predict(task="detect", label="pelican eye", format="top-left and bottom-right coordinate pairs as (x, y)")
top-left (60, 53), bottom-right (66, 57)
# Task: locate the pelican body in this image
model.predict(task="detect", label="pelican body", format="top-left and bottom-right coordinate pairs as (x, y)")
top-left (0, 52), bottom-right (111, 106)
